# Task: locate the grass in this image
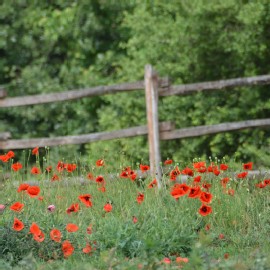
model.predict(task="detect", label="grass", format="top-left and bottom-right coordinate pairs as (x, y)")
top-left (0, 149), bottom-right (270, 270)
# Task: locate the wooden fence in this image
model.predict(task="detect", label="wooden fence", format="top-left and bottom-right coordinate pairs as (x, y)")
top-left (1, 65), bottom-right (270, 188)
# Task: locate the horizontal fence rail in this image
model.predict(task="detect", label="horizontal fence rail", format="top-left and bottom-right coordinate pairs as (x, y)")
top-left (0, 121), bottom-right (174, 150)
top-left (160, 118), bottom-right (270, 140)
top-left (160, 74), bottom-right (270, 96)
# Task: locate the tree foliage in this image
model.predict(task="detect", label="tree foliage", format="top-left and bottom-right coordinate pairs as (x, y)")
top-left (0, 0), bottom-right (269, 165)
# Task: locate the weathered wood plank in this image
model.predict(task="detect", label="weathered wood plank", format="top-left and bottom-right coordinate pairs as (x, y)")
top-left (0, 121), bottom-right (174, 150)
top-left (0, 81), bottom-right (144, 108)
top-left (0, 132), bottom-right (11, 141)
top-left (0, 88), bottom-right (6, 99)
top-left (145, 65), bottom-right (162, 188)
top-left (160, 74), bottom-right (270, 96)
top-left (160, 119), bottom-right (270, 140)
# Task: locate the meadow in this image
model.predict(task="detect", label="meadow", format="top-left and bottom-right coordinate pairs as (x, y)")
top-left (0, 148), bottom-right (270, 270)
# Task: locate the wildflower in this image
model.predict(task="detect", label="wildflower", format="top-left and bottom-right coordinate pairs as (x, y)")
top-left (96, 159), bottom-right (104, 167)
top-left (220, 164), bottom-right (229, 171)
top-left (243, 162), bottom-right (253, 170)
top-left (56, 161), bottom-right (65, 172)
top-left (82, 243), bottom-right (92, 254)
top-left (188, 186), bottom-right (201, 198)
top-left (0, 204), bottom-right (5, 213)
top-left (62, 240), bottom-right (74, 258)
top-left (26, 186), bottom-right (40, 198)
top-left (0, 154), bottom-right (9, 162)
top-left (29, 222), bottom-right (41, 236)
top-left (170, 183), bottom-right (190, 199)
top-left (128, 170), bottom-right (137, 181)
top-left (65, 163), bottom-right (76, 173)
top-left (237, 171), bottom-right (248, 179)
top-left (176, 256), bottom-right (189, 264)
top-left (11, 162), bottom-right (23, 171)
top-left (221, 177), bottom-right (230, 188)
top-left (46, 166), bottom-right (52, 172)
top-left (33, 231), bottom-right (45, 242)
top-left (182, 167), bottom-right (194, 177)
top-left (6, 151), bottom-right (15, 159)
top-left (193, 175), bottom-right (201, 183)
top-left (17, 183), bottom-right (30, 193)
top-left (227, 189), bottom-right (235, 196)
top-left (224, 253), bottom-right (229, 259)
top-left (66, 223), bottom-right (79, 233)
top-left (31, 166), bottom-right (41, 175)
top-left (219, 233), bottom-right (225, 240)
top-left (32, 147), bottom-right (39, 155)
top-left (205, 224), bottom-right (211, 231)
top-left (95, 175), bottom-right (105, 185)
top-left (47, 205), bottom-right (56, 212)
top-left (199, 204), bottom-right (212, 216)
top-left (140, 164), bottom-right (150, 172)
top-left (87, 173), bottom-right (94, 180)
top-left (202, 182), bottom-right (211, 191)
top-left (10, 202), bottom-right (24, 212)
top-left (13, 218), bottom-right (24, 231)
top-left (98, 186), bottom-right (106, 192)
top-left (132, 216), bottom-right (138, 224)
top-left (163, 258), bottom-right (171, 264)
top-left (200, 192), bottom-right (213, 204)
top-left (169, 166), bottom-right (181, 181)
top-left (193, 161), bottom-right (206, 170)
top-left (78, 194), bottom-right (93, 207)
top-left (86, 224), bottom-right (92, 234)
top-left (51, 174), bottom-right (60, 181)
top-left (136, 193), bottom-right (144, 204)
top-left (104, 203), bottom-right (113, 213)
top-left (66, 203), bottom-right (80, 214)
top-left (50, 229), bottom-right (62, 242)
top-left (164, 159), bottom-right (173, 165)
top-left (148, 179), bottom-right (157, 188)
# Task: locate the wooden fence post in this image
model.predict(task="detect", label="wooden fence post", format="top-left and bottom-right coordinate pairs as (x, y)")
top-left (144, 65), bottom-right (162, 188)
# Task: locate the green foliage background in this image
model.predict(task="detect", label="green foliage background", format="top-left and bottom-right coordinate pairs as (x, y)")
top-left (1, 0), bottom-right (270, 165)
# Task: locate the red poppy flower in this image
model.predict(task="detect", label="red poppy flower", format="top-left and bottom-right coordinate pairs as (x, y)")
top-left (46, 166), bottom-right (52, 172)
top-left (163, 258), bottom-right (171, 264)
top-left (87, 173), bottom-right (94, 180)
top-left (193, 175), bottom-right (201, 183)
top-left (136, 193), bottom-right (144, 204)
top-left (66, 223), bottom-right (79, 232)
top-left (96, 159), bottom-right (104, 167)
top-left (51, 174), bottom-right (60, 181)
top-left (10, 202), bottom-right (24, 212)
top-left (128, 170), bottom-right (137, 181)
top-left (0, 154), bottom-right (9, 162)
top-left (205, 224), bottom-right (211, 231)
top-left (227, 189), bottom-right (235, 196)
top-left (11, 162), bottom-right (23, 172)
top-left (33, 230), bottom-right (45, 242)
top-left (164, 159), bottom-right (173, 165)
top-left (170, 183), bottom-right (190, 199)
top-left (237, 171), bottom-right (248, 179)
top-left (132, 216), bottom-right (138, 224)
top-left (13, 218), bottom-right (24, 231)
top-left (31, 167), bottom-right (40, 175)
top-left (65, 163), bottom-right (76, 173)
top-left (220, 164), bottom-right (229, 171)
top-left (199, 204), bottom-right (212, 216)
top-left (95, 175), bottom-right (105, 185)
top-left (202, 182), bottom-right (212, 191)
top-left (27, 186), bottom-right (40, 198)
top-left (219, 233), bottom-right (225, 240)
top-left (83, 243), bottom-right (92, 254)
top-left (193, 161), bottom-right (206, 169)
top-left (221, 177), bottom-right (230, 188)
top-left (256, 182), bottom-right (266, 188)
top-left (148, 179), bottom-right (157, 188)
top-left (243, 162), bottom-right (253, 170)
top-left (78, 194), bottom-right (92, 207)
top-left (200, 192), bottom-right (213, 204)
top-left (188, 186), bottom-right (201, 198)
top-left (6, 150), bottom-right (15, 159)
top-left (29, 222), bottom-right (42, 236)
top-left (169, 166), bottom-right (181, 181)
top-left (98, 186), bottom-right (106, 192)
top-left (213, 168), bottom-right (220, 176)
top-left (50, 228), bottom-right (62, 242)
top-left (86, 224), bottom-right (92, 234)
top-left (66, 203), bottom-right (80, 214)
top-left (176, 257), bottom-right (189, 264)
top-left (182, 167), bottom-right (194, 177)
top-left (56, 161), bottom-right (65, 172)
top-left (104, 203), bottom-right (113, 212)
top-left (224, 253), bottom-right (229, 259)
top-left (17, 183), bottom-right (30, 193)
top-left (32, 147), bottom-right (39, 155)
top-left (62, 240), bottom-right (74, 258)
top-left (264, 179), bottom-right (270, 185)
top-left (140, 164), bottom-right (150, 172)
